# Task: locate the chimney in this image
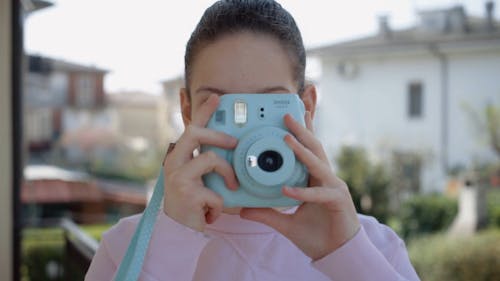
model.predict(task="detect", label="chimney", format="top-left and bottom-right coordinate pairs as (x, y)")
top-left (486, 1), bottom-right (495, 31)
top-left (378, 15), bottom-right (391, 38)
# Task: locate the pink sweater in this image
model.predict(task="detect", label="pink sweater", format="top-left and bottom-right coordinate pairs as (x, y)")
top-left (85, 211), bottom-right (420, 281)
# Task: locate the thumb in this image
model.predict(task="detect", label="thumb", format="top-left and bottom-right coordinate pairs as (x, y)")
top-left (240, 208), bottom-right (291, 235)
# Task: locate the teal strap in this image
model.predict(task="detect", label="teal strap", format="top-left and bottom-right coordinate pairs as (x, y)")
top-left (113, 168), bottom-right (164, 281)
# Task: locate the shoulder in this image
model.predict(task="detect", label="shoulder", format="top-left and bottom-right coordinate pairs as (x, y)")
top-left (105, 213), bottom-right (143, 238)
top-left (99, 214), bottom-right (143, 265)
top-left (357, 214), bottom-right (406, 262)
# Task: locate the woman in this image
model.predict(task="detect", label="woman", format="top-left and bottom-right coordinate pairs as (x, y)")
top-left (86, 1), bottom-right (420, 280)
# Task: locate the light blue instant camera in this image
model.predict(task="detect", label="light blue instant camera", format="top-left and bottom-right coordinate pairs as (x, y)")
top-left (201, 93), bottom-right (309, 207)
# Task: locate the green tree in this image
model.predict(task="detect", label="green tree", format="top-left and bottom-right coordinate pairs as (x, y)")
top-left (464, 102), bottom-right (500, 159)
top-left (485, 104), bottom-right (500, 158)
top-left (335, 146), bottom-right (392, 222)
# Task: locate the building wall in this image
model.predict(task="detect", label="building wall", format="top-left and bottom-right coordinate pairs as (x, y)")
top-left (0, 0), bottom-right (13, 279)
top-left (316, 47), bottom-right (499, 192)
top-left (115, 105), bottom-right (159, 142)
top-left (24, 70), bottom-right (67, 149)
top-left (24, 66), bottom-right (109, 153)
top-left (156, 97), bottom-right (171, 147)
top-left (162, 78), bottom-right (185, 138)
top-left (62, 107), bottom-right (116, 133)
top-left (109, 92), bottom-right (175, 148)
top-left (447, 50), bottom-right (500, 167)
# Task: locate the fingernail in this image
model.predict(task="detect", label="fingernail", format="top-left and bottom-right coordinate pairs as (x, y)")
top-left (227, 178), bottom-right (239, 190)
top-left (229, 137), bottom-right (238, 146)
top-left (231, 181), bottom-right (239, 190)
top-left (283, 134), bottom-right (295, 144)
top-left (209, 94), bottom-right (219, 104)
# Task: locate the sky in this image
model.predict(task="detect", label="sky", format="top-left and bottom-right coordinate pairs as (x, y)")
top-left (25, 0), bottom-right (499, 94)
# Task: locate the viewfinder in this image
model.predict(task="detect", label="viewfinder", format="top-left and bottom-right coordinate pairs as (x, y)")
top-left (234, 101), bottom-right (247, 125)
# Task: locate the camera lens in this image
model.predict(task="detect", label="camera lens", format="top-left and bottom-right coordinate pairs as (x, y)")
top-left (257, 150), bottom-right (283, 172)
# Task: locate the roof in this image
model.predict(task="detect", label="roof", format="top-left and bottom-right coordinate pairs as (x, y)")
top-left (23, 166), bottom-right (100, 203)
top-left (22, 165), bottom-right (148, 205)
top-left (52, 59), bottom-right (108, 73)
top-left (28, 55), bottom-right (108, 74)
top-left (308, 6), bottom-right (500, 57)
top-left (22, 179), bottom-right (102, 203)
top-left (24, 165), bottom-right (90, 182)
top-left (22, 0), bottom-right (53, 14)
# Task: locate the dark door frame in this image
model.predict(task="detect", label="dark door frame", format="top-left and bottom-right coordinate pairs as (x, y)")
top-left (11, 0), bottom-right (22, 280)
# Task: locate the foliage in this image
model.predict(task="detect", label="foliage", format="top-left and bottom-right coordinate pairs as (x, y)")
top-left (89, 142), bottom-right (161, 182)
top-left (81, 224), bottom-right (112, 241)
top-left (22, 224), bottom-right (110, 281)
top-left (409, 229), bottom-right (500, 281)
top-left (390, 151), bottom-right (423, 196)
top-left (399, 194), bottom-right (457, 239)
top-left (463, 102), bottom-right (500, 158)
top-left (23, 244), bottom-right (64, 281)
top-left (22, 228), bottom-right (64, 281)
top-left (335, 146), bottom-right (392, 223)
top-left (485, 104), bottom-right (500, 157)
top-left (487, 188), bottom-right (500, 228)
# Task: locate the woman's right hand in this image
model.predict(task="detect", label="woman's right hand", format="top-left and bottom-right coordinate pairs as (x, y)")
top-left (163, 94), bottom-right (239, 232)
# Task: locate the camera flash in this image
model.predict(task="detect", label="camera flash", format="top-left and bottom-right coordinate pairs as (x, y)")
top-left (234, 101), bottom-right (247, 125)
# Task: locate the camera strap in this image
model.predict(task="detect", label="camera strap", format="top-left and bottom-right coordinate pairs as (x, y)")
top-left (113, 143), bottom-right (176, 281)
top-left (113, 168), bottom-right (164, 281)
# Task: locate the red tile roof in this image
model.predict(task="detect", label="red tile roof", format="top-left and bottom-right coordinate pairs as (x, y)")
top-left (22, 165), bottom-right (148, 206)
top-left (21, 179), bottom-right (102, 203)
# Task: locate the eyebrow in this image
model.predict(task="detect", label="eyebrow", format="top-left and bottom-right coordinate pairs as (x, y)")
top-left (195, 86), bottom-right (292, 95)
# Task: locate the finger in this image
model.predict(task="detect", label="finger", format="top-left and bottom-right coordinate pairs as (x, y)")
top-left (305, 111), bottom-right (314, 132)
top-left (284, 134), bottom-right (332, 181)
top-left (180, 151), bottom-right (239, 190)
top-left (171, 126), bottom-right (237, 167)
top-left (282, 186), bottom-right (341, 204)
top-left (240, 208), bottom-right (292, 235)
top-left (170, 184), bottom-right (224, 231)
top-left (284, 114), bottom-right (327, 161)
top-left (195, 188), bottom-right (224, 225)
top-left (191, 94), bottom-right (220, 127)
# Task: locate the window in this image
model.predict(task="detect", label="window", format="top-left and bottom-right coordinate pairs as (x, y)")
top-left (408, 82), bottom-right (423, 118)
top-left (76, 74), bottom-right (95, 107)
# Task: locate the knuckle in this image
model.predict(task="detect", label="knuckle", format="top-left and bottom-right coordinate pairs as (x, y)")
top-left (167, 168), bottom-right (181, 181)
top-left (184, 125), bottom-right (198, 139)
top-left (205, 150), bottom-right (218, 161)
top-left (178, 185), bottom-right (193, 199)
top-left (214, 194), bottom-right (224, 206)
top-left (312, 139), bottom-right (322, 150)
top-left (338, 181), bottom-right (349, 191)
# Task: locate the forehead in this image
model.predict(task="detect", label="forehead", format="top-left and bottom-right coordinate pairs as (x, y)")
top-left (189, 32), bottom-right (296, 95)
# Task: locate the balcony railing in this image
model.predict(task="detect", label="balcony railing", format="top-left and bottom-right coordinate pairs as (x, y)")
top-left (61, 218), bottom-right (99, 280)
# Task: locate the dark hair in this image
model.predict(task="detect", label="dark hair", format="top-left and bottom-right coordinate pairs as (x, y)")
top-left (184, 0), bottom-right (306, 95)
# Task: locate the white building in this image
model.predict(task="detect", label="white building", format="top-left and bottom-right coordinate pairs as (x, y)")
top-left (108, 91), bottom-right (171, 147)
top-left (24, 55), bottom-right (114, 164)
top-left (308, 4), bottom-right (500, 192)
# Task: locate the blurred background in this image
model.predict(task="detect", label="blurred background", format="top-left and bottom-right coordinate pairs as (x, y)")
top-left (1, 0), bottom-right (499, 280)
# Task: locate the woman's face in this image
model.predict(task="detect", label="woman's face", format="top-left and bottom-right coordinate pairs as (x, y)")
top-left (181, 31), bottom-right (316, 124)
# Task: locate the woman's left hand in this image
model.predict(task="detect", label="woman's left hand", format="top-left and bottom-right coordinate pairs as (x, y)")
top-left (240, 112), bottom-right (361, 261)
